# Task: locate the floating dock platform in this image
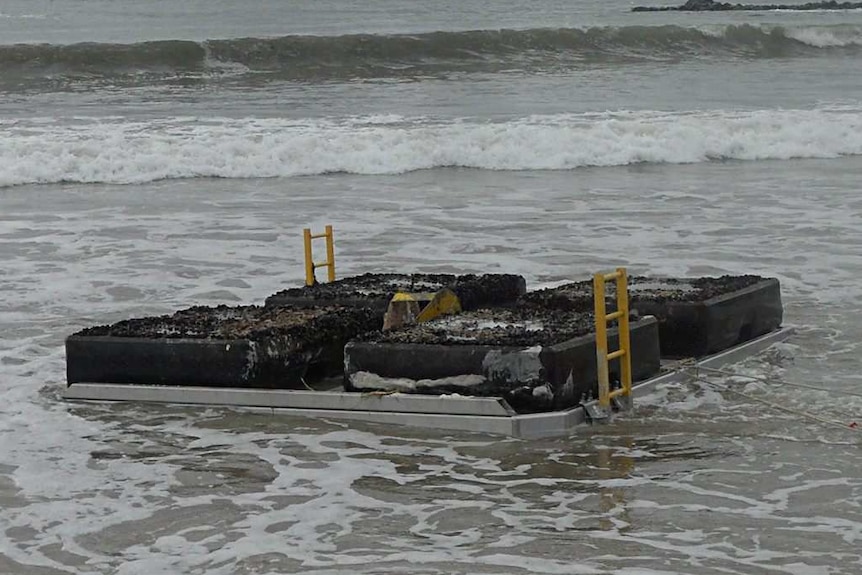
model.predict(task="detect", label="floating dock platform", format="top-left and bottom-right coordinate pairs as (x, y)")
top-left (62, 239), bottom-right (791, 438)
top-left (63, 326), bottom-right (794, 438)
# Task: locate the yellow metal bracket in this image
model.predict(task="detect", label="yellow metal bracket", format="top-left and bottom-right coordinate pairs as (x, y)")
top-left (303, 225), bottom-right (336, 286)
top-left (416, 288), bottom-right (462, 323)
top-left (593, 267), bottom-right (633, 413)
top-left (383, 288), bottom-right (462, 331)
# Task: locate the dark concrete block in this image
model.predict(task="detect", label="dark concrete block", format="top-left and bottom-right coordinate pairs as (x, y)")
top-left (344, 309), bottom-right (660, 413)
top-left (635, 278), bottom-right (783, 358)
top-left (66, 305), bottom-right (380, 388)
top-left (520, 275), bottom-right (783, 358)
top-left (265, 273), bottom-right (527, 315)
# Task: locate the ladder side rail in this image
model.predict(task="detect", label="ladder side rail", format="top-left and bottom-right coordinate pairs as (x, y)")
top-left (594, 272), bottom-right (611, 408)
top-left (615, 267), bottom-right (633, 398)
top-left (303, 228), bottom-right (315, 286)
top-left (324, 225), bottom-right (336, 282)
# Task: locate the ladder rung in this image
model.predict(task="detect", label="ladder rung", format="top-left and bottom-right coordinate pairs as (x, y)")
top-left (313, 260), bottom-right (332, 267)
top-left (607, 349), bottom-right (626, 361)
top-left (602, 271), bottom-right (623, 281)
top-left (309, 233), bottom-right (329, 239)
top-left (605, 310), bottom-right (624, 321)
top-left (608, 388), bottom-right (628, 399)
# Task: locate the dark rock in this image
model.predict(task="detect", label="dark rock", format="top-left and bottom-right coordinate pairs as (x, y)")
top-left (632, 0), bottom-right (862, 10)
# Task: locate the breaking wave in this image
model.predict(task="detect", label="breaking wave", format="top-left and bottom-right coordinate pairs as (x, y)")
top-left (2, 106), bottom-right (862, 187)
top-left (1, 24), bottom-right (861, 84)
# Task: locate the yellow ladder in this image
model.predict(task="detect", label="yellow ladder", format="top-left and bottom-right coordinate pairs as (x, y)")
top-left (593, 267), bottom-right (633, 411)
top-left (303, 225), bottom-right (336, 286)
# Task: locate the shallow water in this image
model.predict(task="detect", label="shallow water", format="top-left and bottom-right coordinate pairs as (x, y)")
top-left (3, 158), bottom-right (862, 573)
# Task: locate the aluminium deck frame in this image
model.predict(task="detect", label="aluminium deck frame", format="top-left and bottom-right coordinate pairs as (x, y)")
top-left (63, 326), bottom-right (794, 438)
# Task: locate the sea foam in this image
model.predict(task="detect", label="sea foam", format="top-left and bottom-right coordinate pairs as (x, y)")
top-left (2, 107), bottom-right (862, 187)
top-left (783, 24), bottom-right (862, 47)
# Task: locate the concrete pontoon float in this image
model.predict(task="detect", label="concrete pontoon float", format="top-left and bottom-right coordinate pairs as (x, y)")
top-left (63, 327), bottom-right (793, 438)
top-left (62, 225), bottom-right (792, 438)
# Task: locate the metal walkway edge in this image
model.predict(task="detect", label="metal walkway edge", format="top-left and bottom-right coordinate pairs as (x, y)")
top-left (63, 326), bottom-right (794, 439)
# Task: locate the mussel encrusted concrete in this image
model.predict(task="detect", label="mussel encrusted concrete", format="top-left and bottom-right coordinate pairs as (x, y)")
top-left (66, 305), bottom-right (380, 388)
top-left (520, 275), bottom-right (783, 357)
top-left (265, 273), bottom-right (527, 314)
top-left (345, 308), bottom-right (661, 413)
top-left (65, 273), bottom-right (782, 410)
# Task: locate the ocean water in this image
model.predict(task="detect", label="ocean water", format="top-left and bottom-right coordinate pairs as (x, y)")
top-left (2, 0), bottom-right (862, 573)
